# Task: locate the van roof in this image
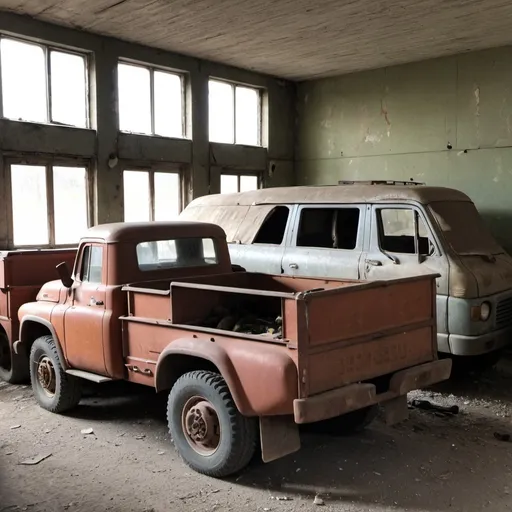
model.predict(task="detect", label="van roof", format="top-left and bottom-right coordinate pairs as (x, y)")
top-left (84, 221), bottom-right (226, 243)
top-left (188, 184), bottom-right (471, 207)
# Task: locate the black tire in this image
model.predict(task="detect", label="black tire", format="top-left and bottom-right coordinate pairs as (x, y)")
top-left (0, 332), bottom-right (29, 384)
top-left (307, 405), bottom-right (379, 436)
top-left (167, 370), bottom-right (257, 478)
top-left (29, 335), bottom-right (82, 413)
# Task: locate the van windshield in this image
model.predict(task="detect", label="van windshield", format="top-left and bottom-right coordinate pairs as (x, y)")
top-left (429, 201), bottom-right (503, 256)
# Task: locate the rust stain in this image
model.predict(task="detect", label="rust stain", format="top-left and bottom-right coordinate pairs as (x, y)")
top-left (381, 99), bottom-right (391, 126)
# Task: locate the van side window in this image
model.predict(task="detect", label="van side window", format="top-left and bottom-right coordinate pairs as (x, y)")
top-left (378, 209), bottom-right (430, 255)
top-left (253, 206), bottom-right (289, 245)
top-left (297, 208), bottom-right (360, 249)
top-left (81, 245), bottom-right (103, 283)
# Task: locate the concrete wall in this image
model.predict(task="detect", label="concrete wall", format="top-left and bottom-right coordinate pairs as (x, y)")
top-left (296, 47), bottom-right (512, 251)
top-left (0, 12), bottom-right (295, 247)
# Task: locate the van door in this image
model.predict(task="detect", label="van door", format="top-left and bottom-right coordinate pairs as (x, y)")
top-left (281, 205), bottom-right (365, 279)
top-left (363, 204), bottom-right (449, 344)
top-left (228, 205), bottom-right (294, 274)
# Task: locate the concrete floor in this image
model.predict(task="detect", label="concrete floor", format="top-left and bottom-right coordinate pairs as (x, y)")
top-left (2, 363), bottom-right (512, 512)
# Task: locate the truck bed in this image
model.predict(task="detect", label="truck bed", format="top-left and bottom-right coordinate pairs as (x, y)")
top-left (121, 272), bottom-right (437, 397)
top-left (0, 249), bottom-right (76, 340)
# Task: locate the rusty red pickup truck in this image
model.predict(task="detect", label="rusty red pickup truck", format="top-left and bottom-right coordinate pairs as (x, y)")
top-left (1, 221), bottom-right (451, 477)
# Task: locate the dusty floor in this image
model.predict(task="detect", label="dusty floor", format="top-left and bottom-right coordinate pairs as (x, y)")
top-left (2, 360), bottom-right (512, 512)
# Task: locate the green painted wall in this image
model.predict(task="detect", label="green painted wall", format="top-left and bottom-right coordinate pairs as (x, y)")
top-left (296, 47), bottom-right (512, 252)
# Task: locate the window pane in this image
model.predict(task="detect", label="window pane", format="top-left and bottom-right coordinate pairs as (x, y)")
top-left (235, 86), bottom-right (259, 145)
top-left (379, 209), bottom-right (430, 254)
top-left (53, 166), bottom-right (88, 244)
top-left (209, 80), bottom-right (234, 143)
top-left (154, 172), bottom-right (180, 220)
top-left (11, 165), bottom-right (48, 246)
top-left (118, 63), bottom-right (151, 134)
top-left (220, 174), bottom-right (238, 194)
top-left (124, 171), bottom-right (150, 221)
top-left (82, 245), bottom-right (103, 283)
top-left (240, 175), bottom-right (258, 192)
top-left (253, 206), bottom-right (289, 245)
top-left (1, 39), bottom-right (47, 123)
top-left (136, 238), bottom-right (218, 271)
top-left (50, 51), bottom-right (87, 128)
top-left (154, 71), bottom-right (183, 138)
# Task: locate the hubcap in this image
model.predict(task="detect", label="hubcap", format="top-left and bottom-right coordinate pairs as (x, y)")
top-left (37, 356), bottom-right (56, 397)
top-left (181, 396), bottom-right (221, 455)
top-left (0, 336), bottom-right (11, 371)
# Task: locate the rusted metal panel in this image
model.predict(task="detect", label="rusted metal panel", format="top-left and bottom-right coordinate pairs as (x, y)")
top-left (259, 415), bottom-right (300, 462)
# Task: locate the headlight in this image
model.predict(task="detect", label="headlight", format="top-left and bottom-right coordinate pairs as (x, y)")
top-left (480, 302), bottom-right (491, 321)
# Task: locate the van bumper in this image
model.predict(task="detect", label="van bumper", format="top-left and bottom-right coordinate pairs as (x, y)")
top-left (293, 359), bottom-right (452, 424)
top-left (444, 327), bottom-right (512, 356)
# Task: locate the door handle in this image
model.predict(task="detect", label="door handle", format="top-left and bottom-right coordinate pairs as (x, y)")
top-left (89, 297), bottom-right (104, 306)
top-left (366, 259), bottom-right (382, 267)
top-left (289, 263), bottom-right (299, 270)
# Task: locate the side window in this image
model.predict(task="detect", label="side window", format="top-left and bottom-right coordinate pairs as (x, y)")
top-left (81, 245), bottom-right (103, 283)
top-left (253, 206), bottom-right (289, 245)
top-left (378, 208), bottom-right (430, 255)
top-left (297, 208), bottom-right (360, 250)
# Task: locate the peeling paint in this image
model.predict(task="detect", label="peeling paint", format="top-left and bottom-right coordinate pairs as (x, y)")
top-left (364, 132), bottom-right (382, 144)
top-left (474, 84), bottom-right (480, 142)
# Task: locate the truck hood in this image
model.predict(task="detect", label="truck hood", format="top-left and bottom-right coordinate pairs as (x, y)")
top-left (453, 253), bottom-right (512, 298)
top-left (36, 280), bottom-right (63, 303)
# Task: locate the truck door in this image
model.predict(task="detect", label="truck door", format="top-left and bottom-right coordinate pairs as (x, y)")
top-left (281, 205), bottom-right (364, 279)
top-left (64, 243), bottom-right (107, 375)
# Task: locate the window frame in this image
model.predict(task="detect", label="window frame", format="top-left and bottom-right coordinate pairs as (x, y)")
top-left (5, 156), bottom-right (92, 248)
top-left (0, 34), bottom-right (90, 127)
top-left (209, 78), bottom-right (263, 146)
top-left (291, 205), bottom-right (364, 251)
top-left (122, 165), bottom-right (183, 222)
top-left (374, 204), bottom-right (440, 258)
top-left (220, 171), bottom-right (261, 194)
top-left (117, 59), bottom-right (186, 138)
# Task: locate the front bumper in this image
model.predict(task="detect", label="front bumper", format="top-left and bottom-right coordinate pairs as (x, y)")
top-left (293, 359), bottom-right (452, 424)
top-left (445, 326), bottom-right (512, 356)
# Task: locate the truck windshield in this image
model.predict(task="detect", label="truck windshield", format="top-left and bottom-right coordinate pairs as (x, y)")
top-left (429, 201), bottom-right (503, 256)
top-left (136, 237), bottom-right (218, 271)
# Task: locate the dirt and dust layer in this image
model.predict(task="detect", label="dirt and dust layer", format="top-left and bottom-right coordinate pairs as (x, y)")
top-left (2, 358), bottom-right (512, 512)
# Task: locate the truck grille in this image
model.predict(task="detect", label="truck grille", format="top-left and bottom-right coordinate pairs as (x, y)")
top-left (496, 297), bottom-right (512, 329)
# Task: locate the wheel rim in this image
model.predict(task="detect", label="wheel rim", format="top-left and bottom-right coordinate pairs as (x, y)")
top-left (181, 396), bottom-right (221, 456)
top-left (0, 336), bottom-right (11, 372)
top-left (37, 356), bottom-right (56, 397)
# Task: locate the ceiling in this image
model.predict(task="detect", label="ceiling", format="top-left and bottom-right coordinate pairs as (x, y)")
top-left (2, 0), bottom-right (512, 80)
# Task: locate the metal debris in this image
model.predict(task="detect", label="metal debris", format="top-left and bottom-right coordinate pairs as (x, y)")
top-left (81, 428), bottom-right (94, 435)
top-left (313, 495), bottom-right (325, 506)
top-left (10, 425), bottom-right (21, 430)
top-left (20, 453), bottom-right (52, 465)
top-left (410, 399), bottom-right (459, 416)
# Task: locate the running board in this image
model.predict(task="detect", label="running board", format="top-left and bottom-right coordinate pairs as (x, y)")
top-left (66, 369), bottom-right (113, 383)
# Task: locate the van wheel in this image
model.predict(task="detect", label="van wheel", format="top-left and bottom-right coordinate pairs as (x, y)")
top-left (307, 405), bottom-right (379, 436)
top-left (167, 370), bottom-right (257, 478)
top-left (30, 335), bottom-right (82, 413)
top-left (0, 332), bottom-right (28, 384)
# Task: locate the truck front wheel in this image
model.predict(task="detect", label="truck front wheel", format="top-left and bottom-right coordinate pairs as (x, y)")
top-left (0, 332), bottom-right (28, 384)
top-left (29, 335), bottom-right (82, 413)
top-left (167, 370), bottom-right (257, 477)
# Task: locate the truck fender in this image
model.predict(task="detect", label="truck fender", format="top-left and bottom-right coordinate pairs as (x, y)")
top-left (155, 338), bottom-right (254, 416)
top-left (17, 316), bottom-right (68, 370)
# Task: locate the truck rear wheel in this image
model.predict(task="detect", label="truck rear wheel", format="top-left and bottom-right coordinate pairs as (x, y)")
top-left (167, 370), bottom-right (257, 477)
top-left (309, 405), bottom-right (379, 436)
top-left (29, 335), bottom-right (82, 413)
top-left (0, 332), bottom-right (28, 384)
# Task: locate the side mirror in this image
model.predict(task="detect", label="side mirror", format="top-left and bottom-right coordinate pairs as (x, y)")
top-left (56, 262), bottom-right (73, 288)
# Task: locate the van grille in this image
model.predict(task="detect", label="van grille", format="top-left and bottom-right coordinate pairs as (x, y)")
top-left (496, 297), bottom-right (512, 329)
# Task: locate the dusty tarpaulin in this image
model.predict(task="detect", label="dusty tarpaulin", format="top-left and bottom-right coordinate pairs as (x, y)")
top-left (179, 205), bottom-right (250, 242)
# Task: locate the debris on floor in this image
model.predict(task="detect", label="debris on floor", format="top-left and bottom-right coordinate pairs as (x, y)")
top-left (313, 495), bottom-right (325, 506)
top-left (409, 399), bottom-right (459, 416)
top-left (81, 427), bottom-right (94, 435)
top-left (494, 432), bottom-right (511, 442)
top-left (19, 452), bottom-right (52, 465)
